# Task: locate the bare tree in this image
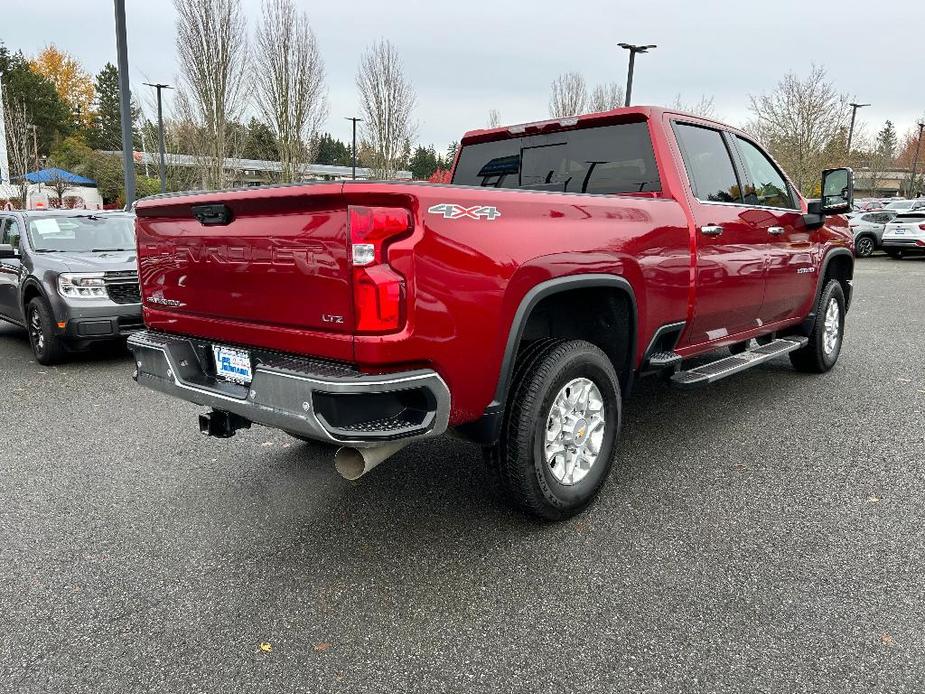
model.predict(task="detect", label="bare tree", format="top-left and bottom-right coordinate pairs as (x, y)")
top-left (671, 94), bottom-right (716, 119)
top-left (49, 173), bottom-right (71, 208)
top-left (747, 66), bottom-right (850, 194)
top-left (2, 93), bottom-right (32, 207)
top-left (549, 72), bottom-right (587, 117)
top-left (356, 40), bottom-right (417, 179)
top-left (487, 109), bottom-right (501, 128)
top-left (589, 82), bottom-right (624, 112)
top-left (254, 0), bottom-right (327, 182)
top-left (174, 0), bottom-right (249, 189)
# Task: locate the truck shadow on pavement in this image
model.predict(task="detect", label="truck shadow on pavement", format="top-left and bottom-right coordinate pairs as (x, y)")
top-left (229, 354), bottom-right (812, 609)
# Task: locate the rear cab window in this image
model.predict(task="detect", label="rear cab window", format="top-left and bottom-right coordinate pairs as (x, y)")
top-left (452, 121), bottom-right (661, 194)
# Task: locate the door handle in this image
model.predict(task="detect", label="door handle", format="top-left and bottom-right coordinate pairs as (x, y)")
top-left (768, 226), bottom-right (786, 236)
top-left (700, 225), bottom-right (724, 236)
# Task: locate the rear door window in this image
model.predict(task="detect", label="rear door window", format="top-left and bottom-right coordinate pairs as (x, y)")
top-left (673, 123), bottom-right (742, 203)
top-left (452, 122), bottom-right (661, 194)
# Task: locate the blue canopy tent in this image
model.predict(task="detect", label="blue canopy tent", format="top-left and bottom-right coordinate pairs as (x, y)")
top-left (23, 167), bottom-right (96, 186)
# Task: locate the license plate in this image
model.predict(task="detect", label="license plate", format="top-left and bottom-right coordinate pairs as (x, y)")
top-left (894, 227), bottom-right (907, 234)
top-left (213, 345), bottom-right (252, 384)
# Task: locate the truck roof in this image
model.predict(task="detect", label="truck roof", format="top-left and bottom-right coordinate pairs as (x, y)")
top-left (460, 105), bottom-right (731, 145)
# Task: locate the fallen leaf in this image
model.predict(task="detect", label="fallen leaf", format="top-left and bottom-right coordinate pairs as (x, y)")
top-left (867, 495), bottom-right (880, 503)
top-left (897, 378), bottom-right (912, 383)
top-left (881, 632), bottom-right (896, 647)
top-left (259, 642), bottom-right (273, 653)
top-left (262, 441), bottom-right (275, 447)
top-left (313, 642), bottom-right (332, 652)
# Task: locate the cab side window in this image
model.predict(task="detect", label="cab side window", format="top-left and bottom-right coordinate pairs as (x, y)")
top-left (1, 218), bottom-right (21, 252)
top-left (673, 123), bottom-right (742, 204)
top-left (735, 137), bottom-right (796, 210)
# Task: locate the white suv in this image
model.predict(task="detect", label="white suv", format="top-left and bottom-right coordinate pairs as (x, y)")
top-left (849, 211), bottom-right (896, 257)
top-left (882, 211), bottom-right (925, 259)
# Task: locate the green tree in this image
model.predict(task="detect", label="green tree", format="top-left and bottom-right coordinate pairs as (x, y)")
top-left (445, 141), bottom-right (458, 167)
top-left (0, 42), bottom-right (73, 160)
top-left (313, 133), bottom-right (351, 166)
top-left (241, 117), bottom-right (277, 160)
top-left (409, 144), bottom-right (441, 180)
top-left (876, 120), bottom-right (898, 162)
top-left (87, 63), bottom-right (122, 150)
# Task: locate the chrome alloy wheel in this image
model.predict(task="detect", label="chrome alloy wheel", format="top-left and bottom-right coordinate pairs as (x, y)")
top-left (823, 297), bottom-right (841, 355)
top-left (544, 377), bottom-right (606, 486)
top-left (29, 307), bottom-right (45, 352)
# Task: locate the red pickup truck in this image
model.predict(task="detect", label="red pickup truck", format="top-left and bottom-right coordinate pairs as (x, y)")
top-left (129, 106), bottom-right (855, 520)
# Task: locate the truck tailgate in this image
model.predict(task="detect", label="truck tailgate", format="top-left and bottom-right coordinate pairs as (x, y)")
top-left (135, 183), bottom-right (354, 359)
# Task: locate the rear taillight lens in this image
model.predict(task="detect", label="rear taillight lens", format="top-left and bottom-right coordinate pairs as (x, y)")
top-left (918, 224), bottom-right (925, 231)
top-left (349, 206), bottom-right (412, 333)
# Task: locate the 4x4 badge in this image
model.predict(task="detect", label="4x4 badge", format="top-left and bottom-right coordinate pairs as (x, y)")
top-left (428, 203), bottom-right (501, 221)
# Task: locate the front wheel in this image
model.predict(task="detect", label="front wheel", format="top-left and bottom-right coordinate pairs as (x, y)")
top-left (789, 280), bottom-right (845, 373)
top-left (483, 339), bottom-right (621, 520)
top-left (27, 297), bottom-right (66, 365)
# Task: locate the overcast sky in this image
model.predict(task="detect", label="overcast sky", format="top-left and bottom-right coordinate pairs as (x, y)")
top-left (4, 0), bottom-right (923, 150)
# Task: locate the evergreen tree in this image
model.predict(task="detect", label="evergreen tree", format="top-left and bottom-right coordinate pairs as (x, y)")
top-left (313, 133), bottom-right (352, 166)
top-left (445, 141), bottom-right (458, 168)
top-left (241, 117), bottom-right (277, 160)
top-left (409, 144), bottom-right (442, 180)
top-left (876, 120), bottom-right (898, 162)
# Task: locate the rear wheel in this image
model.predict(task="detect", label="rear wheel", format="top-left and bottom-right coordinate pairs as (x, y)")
top-left (789, 280), bottom-right (845, 373)
top-left (483, 339), bottom-right (621, 520)
top-left (854, 235), bottom-right (876, 257)
top-left (27, 297), bottom-right (66, 365)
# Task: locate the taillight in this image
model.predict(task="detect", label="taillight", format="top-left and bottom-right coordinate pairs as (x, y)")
top-left (348, 206), bottom-right (411, 333)
top-left (918, 224), bottom-right (925, 231)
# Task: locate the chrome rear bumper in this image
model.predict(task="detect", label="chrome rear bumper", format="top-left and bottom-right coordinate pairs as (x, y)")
top-left (127, 330), bottom-right (450, 446)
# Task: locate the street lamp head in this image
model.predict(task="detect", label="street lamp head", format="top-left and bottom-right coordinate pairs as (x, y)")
top-left (618, 42), bottom-right (656, 53)
top-left (848, 102), bottom-right (870, 109)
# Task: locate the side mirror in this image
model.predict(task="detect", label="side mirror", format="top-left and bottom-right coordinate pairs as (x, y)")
top-left (821, 167), bottom-right (853, 215)
top-left (0, 243), bottom-right (16, 259)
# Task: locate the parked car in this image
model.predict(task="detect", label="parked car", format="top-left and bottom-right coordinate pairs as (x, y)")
top-left (884, 199), bottom-right (917, 212)
top-left (127, 106), bottom-right (854, 520)
top-left (0, 210), bottom-right (143, 364)
top-left (881, 211), bottom-right (925, 258)
top-left (849, 210), bottom-right (896, 256)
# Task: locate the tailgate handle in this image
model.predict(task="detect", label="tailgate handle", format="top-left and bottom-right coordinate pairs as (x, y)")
top-left (192, 204), bottom-right (234, 226)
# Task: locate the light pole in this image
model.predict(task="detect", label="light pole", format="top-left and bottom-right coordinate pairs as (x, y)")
top-left (345, 117), bottom-right (362, 180)
top-left (846, 102), bottom-right (870, 155)
top-left (144, 82), bottom-right (173, 193)
top-left (909, 121), bottom-right (925, 198)
top-left (618, 43), bottom-right (656, 107)
top-left (113, 0), bottom-right (135, 207)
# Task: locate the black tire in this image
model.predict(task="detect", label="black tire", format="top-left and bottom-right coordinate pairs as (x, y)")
top-left (789, 280), bottom-right (845, 374)
top-left (483, 339), bottom-right (621, 521)
top-left (854, 235), bottom-right (876, 258)
top-left (26, 297), bottom-right (67, 365)
top-left (885, 248), bottom-right (903, 259)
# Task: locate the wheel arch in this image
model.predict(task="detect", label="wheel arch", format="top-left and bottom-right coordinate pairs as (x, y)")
top-left (20, 278), bottom-right (47, 313)
top-left (798, 247), bottom-right (854, 336)
top-left (453, 274), bottom-right (638, 445)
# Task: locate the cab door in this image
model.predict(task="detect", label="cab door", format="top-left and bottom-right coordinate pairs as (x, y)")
top-left (0, 216), bottom-right (24, 322)
top-left (671, 122), bottom-right (770, 347)
top-left (730, 135), bottom-right (816, 325)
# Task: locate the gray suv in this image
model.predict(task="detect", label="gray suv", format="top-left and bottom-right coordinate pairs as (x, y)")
top-left (0, 210), bottom-right (142, 364)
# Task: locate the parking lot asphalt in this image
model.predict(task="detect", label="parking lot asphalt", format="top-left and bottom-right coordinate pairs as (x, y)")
top-left (2, 255), bottom-right (924, 693)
